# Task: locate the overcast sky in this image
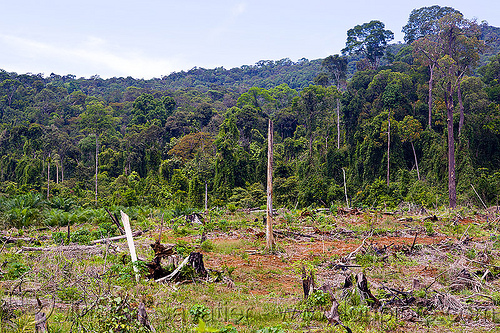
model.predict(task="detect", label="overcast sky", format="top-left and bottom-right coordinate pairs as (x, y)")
top-left (0, 1), bottom-right (498, 79)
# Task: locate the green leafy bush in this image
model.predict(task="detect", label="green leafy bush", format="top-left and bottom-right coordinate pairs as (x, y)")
top-left (93, 295), bottom-right (149, 332)
top-left (96, 221), bottom-right (119, 238)
top-left (189, 304), bottom-right (211, 323)
top-left (306, 289), bottom-right (330, 308)
top-left (45, 209), bottom-right (74, 227)
top-left (226, 202), bottom-right (237, 213)
top-left (200, 240), bottom-right (214, 252)
top-left (70, 229), bottom-right (93, 245)
top-left (2, 192), bottom-right (44, 227)
top-left (355, 250), bottom-right (382, 268)
top-left (175, 240), bottom-right (193, 257)
top-left (52, 231), bottom-right (68, 245)
top-left (424, 221), bottom-right (435, 235)
top-left (355, 178), bottom-right (398, 209)
top-left (3, 262), bottom-right (29, 280)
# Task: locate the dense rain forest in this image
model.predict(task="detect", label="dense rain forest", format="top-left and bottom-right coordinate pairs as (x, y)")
top-left (0, 6), bottom-right (500, 221)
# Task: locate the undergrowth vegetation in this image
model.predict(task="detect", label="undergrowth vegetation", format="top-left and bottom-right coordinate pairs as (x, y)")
top-left (1, 205), bottom-right (500, 332)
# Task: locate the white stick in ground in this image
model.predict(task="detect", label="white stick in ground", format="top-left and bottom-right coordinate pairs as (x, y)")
top-left (121, 210), bottom-right (139, 282)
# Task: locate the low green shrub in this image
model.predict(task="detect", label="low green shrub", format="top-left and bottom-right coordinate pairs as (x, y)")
top-left (200, 240), bottom-right (214, 252)
top-left (189, 304), bottom-right (211, 323)
top-left (306, 289), bottom-right (330, 308)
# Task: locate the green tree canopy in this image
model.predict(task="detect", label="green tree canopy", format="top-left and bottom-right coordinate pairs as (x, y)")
top-left (402, 5), bottom-right (461, 44)
top-left (320, 55), bottom-right (348, 89)
top-left (342, 20), bottom-right (394, 69)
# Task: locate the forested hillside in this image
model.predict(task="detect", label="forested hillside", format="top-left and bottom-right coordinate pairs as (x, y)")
top-left (0, 6), bottom-right (499, 216)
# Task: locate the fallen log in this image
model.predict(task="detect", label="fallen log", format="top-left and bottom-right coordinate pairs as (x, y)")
top-left (21, 244), bottom-right (103, 252)
top-left (330, 263), bottom-right (361, 270)
top-left (273, 230), bottom-right (319, 240)
top-left (91, 230), bottom-right (142, 244)
top-left (2, 296), bottom-right (68, 311)
top-left (0, 235), bottom-right (50, 244)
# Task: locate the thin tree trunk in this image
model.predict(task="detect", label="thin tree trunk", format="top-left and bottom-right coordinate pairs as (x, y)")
top-left (61, 158), bottom-right (64, 183)
top-left (205, 181), bottom-right (208, 212)
top-left (95, 133), bottom-right (99, 205)
top-left (47, 154), bottom-right (50, 200)
top-left (458, 82), bottom-right (465, 137)
top-left (56, 161), bottom-right (59, 184)
top-left (308, 135), bottom-right (313, 158)
top-left (445, 83), bottom-right (457, 208)
top-left (387, 111), bottom-right (391, 187)
top-left (266, 119), bottom-right (275, 250)
top-left (337, 98), bottom-right (341, 149)
top-left (428, 64), bottom-right (434, 130)
top-left (343, 168), bottom-right (349, 209)
top-left (411, 141), bottom-right (420, 181)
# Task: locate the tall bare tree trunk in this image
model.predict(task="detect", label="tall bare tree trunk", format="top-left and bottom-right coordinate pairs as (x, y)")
top-left (445, 83), bottom-right (457, 208)
top-left (387, 111), bottom-right (391, 187)
top-left (56, 161), bottom-right (59, 184)
top-left (205, 181), bottom-right (208, 212)
top-left (428, 64), bottom-right (435, 130)
top-left (458, 82), bottom-right (465, 137)
top-left (411, 142), bottom-right (420, 181)
top-left (266, 119), bottom-right (275, 250)
top-left (337, 98), bottom-right (341, 149)
top-left (343, 168), bottom-right (349, 209)
top-left (47, 153), bottom-right (50, 200)
top-left (95, 133), bottom-right (99, 205)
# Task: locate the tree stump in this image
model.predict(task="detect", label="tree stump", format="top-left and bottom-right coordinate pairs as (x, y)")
top-left (35, 312), bottom-right (47, 333)
top-left (356, 272), bottom-right (380, 308)
top-left (138, 302), bottom-right (156, 332)
top-left (301, 266), bottom-right (315, 299)
top-left (188, 252), bottom-right (207, 278)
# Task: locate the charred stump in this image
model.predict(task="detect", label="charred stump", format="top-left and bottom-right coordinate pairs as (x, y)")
top-left (150, 241), bottom-right (174, 258)
top-left (188, 252), bottom-right (207, 278)
top-left (356, 272), bottom-right (381, 308)
top-left (302, 266), bottom-right (315, 299)
top-left (146, 256), bottom-right (170, 280)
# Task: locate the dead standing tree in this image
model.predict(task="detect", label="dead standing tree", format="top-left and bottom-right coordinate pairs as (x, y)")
top-left (266, 119), bottom-right (275, 251)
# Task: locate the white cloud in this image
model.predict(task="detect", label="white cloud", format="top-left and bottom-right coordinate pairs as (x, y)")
top-left (0, 34), bottom-right (188, 78)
